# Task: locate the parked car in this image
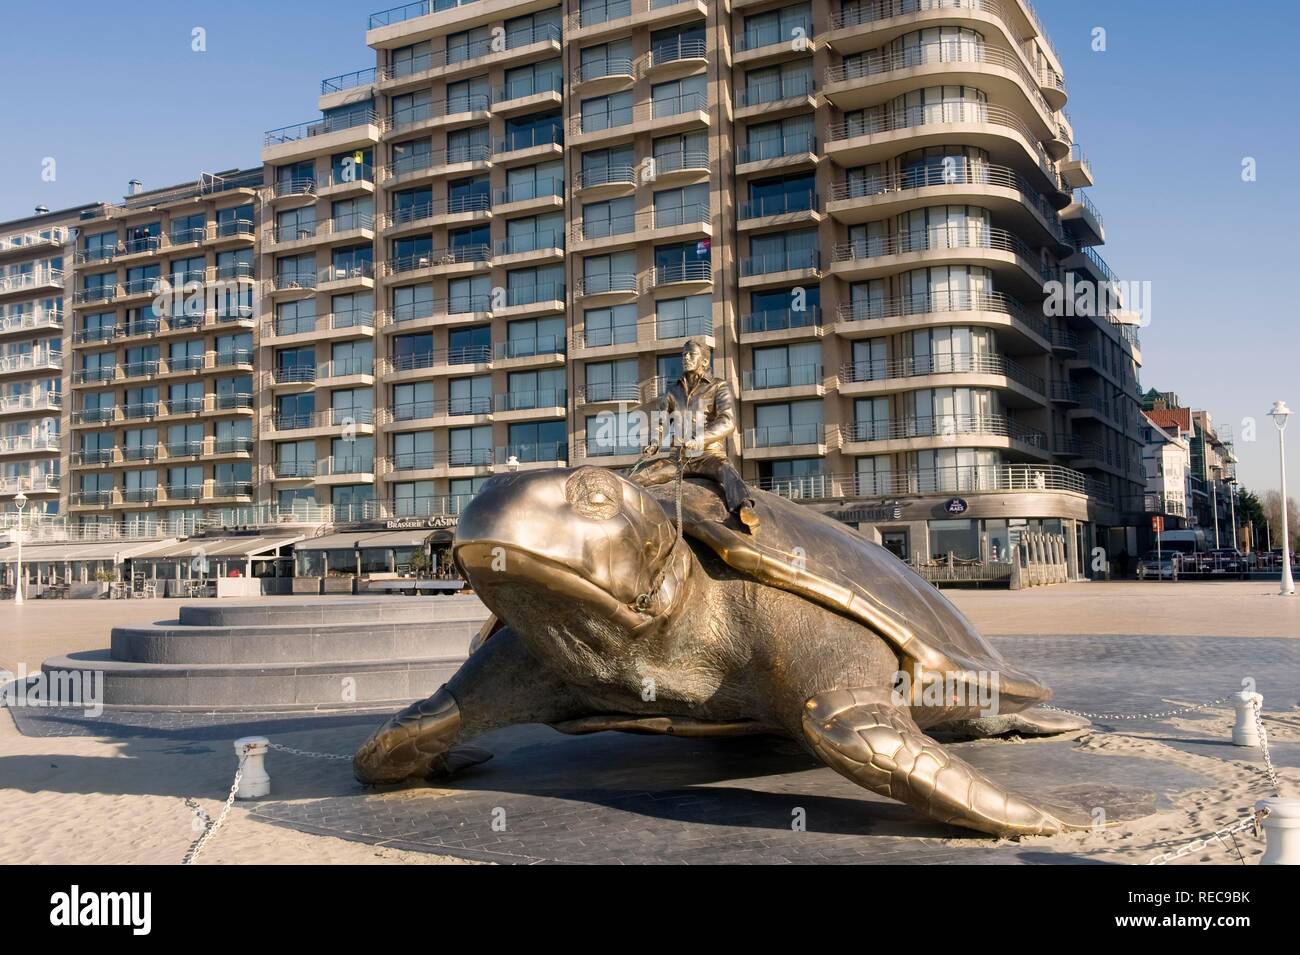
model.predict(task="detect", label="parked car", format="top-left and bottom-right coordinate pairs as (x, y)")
top-left (1137, 550), bottom-right (1177, 580)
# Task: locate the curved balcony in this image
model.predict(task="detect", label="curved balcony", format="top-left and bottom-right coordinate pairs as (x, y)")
top-left (647, 261), bottom-right (711, 292)
top-left (756, 463), bottom-right (1091, 502)
top-left (743, 363), bottom-right (823, 393)
top-left (572, 163), bottom-right (637, 197)
top-left (840, 353), bottom-right (1046, 403)
top-left (833, 290), bottom-right (1051, 346)
top-left (572, 57), bottom-right (636, 93)
top-left (826, 102), bottom-right (1062, 195)
top-left (646, 36), bottom-right (708, 77)
top-left (824, 41), bottom-right (1054, 130)
top-left (827, 162), bottom-right (1070, 247)
top-left (576, 272), bottom-right (640, 301)
top-left (843, 413), bottom-right (1047, 453)
top-left (830, 225), bottom-right (1053, 294)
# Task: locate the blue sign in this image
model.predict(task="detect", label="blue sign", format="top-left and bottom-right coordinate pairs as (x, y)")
top-left (945, 497), bottom-right (968, 514)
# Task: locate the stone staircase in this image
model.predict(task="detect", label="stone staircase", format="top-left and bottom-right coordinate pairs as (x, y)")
top-left (41, 597), bottom-right (489, 710)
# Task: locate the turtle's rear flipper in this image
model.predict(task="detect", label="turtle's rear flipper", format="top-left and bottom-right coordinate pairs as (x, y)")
top-left (354, 687), bottom-right (490, 784)
top-left (802, 688), bottom-right (1065, 838)
top-left (942, 706), bottom-right (1091, 740)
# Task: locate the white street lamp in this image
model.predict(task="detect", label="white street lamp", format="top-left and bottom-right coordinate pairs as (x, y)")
top-left (1269, 400), bottom-right (1294, 596)
top-left (12, 490), bottom-right (26, 605)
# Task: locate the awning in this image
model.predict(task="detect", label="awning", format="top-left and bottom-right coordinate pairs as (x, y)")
top-left (0, 538), bottom-right (178, 564)
top-left (293, 532), bottom-right (367, 551)
top-left (355, 530), bottom-right (439, 549)
top-left (133, 535), bottom-right (304, 560)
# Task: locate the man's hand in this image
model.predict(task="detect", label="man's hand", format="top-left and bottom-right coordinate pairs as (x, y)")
top-left (685, 436), bottom-right (705, 453)
top-left (642, 444), bottom-right (660, 457)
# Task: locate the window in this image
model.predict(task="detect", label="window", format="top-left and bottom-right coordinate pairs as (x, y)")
top-left (580, 91), bottom-right (633, 133)
top-left (752, 400), bottom-right (823, 447)
top-left (448, 426), bottom-right (492, 466)
top-left (449, 375), bottom-right (491, 415)
top-left (655, 294), bottom-right (710, 340)
top-left (392, 381), bottom-right (434, 421)
top-left (581, 196), bottom-right (635, 239)
top-left (508, 420), bottom-right (565, 461)
top-left (391, 431), bottom-right (433, 471)
top-left (503, 110), bottom-right (562, 150)
top-left (583, 303), bottom-right (637, 347)
top-left (584, 358), bottom-right (639, 403)
top-left (750, 342), bottom-right (821, 389)
top-left (505, 368), bottom-right (565, 410)
top-left (504, 315), bottom-right (564, 357)
top-left (502, 59), bottom-right (562, 100)
top-left (503, 160), bottom-right (563, 203)
top-left (448, 324), bottom-right (491, 363)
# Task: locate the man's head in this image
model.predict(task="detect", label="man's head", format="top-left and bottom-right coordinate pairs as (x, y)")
top-left (681, 338), bottom-right (710, 376)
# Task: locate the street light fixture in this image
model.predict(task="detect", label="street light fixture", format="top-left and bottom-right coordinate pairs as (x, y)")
top-left (1269, 400), bottom-right (1294, 595)
top-left (12, 490), bottom-right (26, 605)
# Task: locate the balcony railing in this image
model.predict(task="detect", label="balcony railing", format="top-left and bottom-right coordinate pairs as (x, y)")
top-left (739, 191), bottom-right (819, 220)
top-left (577, 272), bottom-right (640, 297)
top-left (744, 423), bottom-right (825, 448)
top-left (574, 57), bottom-right (635, 84)
top-left (649, 36), bottom-right (707, 68)
top-left (736, 21), bottom-right (813, 52)
top-left (832, 225), bottom-right (1049, 280)
top-left (736, 72), bottom-right (814, 108)
top-left (573, 164), bottom-right (637, 190)
top-left (825, 41), bottom-right (1051, 117)
top-left (495, 73), bottom-right (563, 104)
top-left (737, 133), bottom-right (817, 165)
top-left (386, 346), bottom-right (492, 373)
top-left (264, 108), bottom-right (379, 146)
top-left (842, 353), bottom-right (1045, 393)
top-left (378, 23), bottom-right (562, 80)
top-left (755, 463), bottom-right (1092, 502)
top-left (844, 413), bottom-right (1046, 447)
top-left (494, 231), bottom-right (564, 256)
top-left (741, 306), bottom-right (822, 335)
top-left (495, 177), bottom-right (564, 205)
top-left (494, 389), bottom-right (567, 412)
top-left (572, 204), bottom-right (710, 241)
top-left (650, 261), bottom-right (711, 287)
top-left (494, 124), bottom-right (563, 154)
top-left (321, 67), bottom-right (377, 94)
top-left (835, 289), bottom-right (1050, 340)
top-left (0, 308), bottom-right (63, 335)
top-left (494, 334), bottom-right (565, 360)
top-left (268, 408), bottom-right (375, 431)
top-left (740, 249), bottom-right (819, 277)
top-left (743, 363), bottom-right (822, 391)
top-left (574, 91), bottom-right (707, 135)
top-left (382, 193), bottom-right (490, 229)
top-left (382, 144), bottom-right (491, 179)
top-left (829, 162), bottom-right (1066, 243)
top-left (827, 102), bottom-right (1056, 182)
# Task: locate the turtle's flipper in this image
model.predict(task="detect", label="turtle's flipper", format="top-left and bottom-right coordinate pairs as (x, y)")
top-left (942, 706), bottom-right (1091, 739)
top-left (802, 687), bottom-right (1064, 838)
top-left (353, 686), bottom-right (486, 784)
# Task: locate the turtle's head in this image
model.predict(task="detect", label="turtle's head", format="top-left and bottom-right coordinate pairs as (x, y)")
top-left (453, 467), bottom-right (689, 641)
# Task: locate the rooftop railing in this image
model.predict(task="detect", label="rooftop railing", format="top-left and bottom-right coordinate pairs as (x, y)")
top-left (264, 108), bottom-right (379, 146)
top-left (321, 67), bottom-right (377, 94)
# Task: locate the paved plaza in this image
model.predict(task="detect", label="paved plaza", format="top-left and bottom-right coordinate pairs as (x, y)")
top-left (1, 582), bottom-right (1297, 864)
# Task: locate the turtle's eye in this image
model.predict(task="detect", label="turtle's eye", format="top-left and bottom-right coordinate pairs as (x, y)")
top-left (566, 468), bottom-right (622, 520)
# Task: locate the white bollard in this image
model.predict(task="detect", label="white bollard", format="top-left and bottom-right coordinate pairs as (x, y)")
top-left (1256, 799), bottom-right (1300, 865)
top-left (1231, 691), bottom-right (1263, 747)
top-left (234, 736), bottom-right (270, 799)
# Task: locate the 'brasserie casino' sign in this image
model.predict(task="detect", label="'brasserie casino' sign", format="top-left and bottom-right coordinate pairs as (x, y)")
top-left (385, 516), bottom-right (459, 530)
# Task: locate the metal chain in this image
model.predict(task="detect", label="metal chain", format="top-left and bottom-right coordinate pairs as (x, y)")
top-left (1147, 808), bottom-right (1269, 866)
top-left (1043, 695), bottom-right (1234, 721)
top-left (183, 750), bottom-right (248, 865)
top-left (1252, 698), bottom-right (1281, 795)
top-left (267, 742), bottom-right (352, 761)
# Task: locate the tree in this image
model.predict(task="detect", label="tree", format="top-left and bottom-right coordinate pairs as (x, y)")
top-left (1258, 489), bottom-right (1300, 554)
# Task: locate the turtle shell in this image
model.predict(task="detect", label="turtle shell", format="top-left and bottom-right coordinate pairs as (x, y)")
top-left (645, 478), bottom-right (1050, 709)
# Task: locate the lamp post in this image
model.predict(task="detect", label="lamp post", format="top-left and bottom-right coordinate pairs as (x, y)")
top-left (1210, 464), bottom-right (1221, 549)
top-left (1270, 400), bottom-right (1294, 596)
top-left (13, 491), bottom-right (26, 605)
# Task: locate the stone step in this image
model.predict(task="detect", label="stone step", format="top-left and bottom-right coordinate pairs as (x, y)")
top-left (42, 649), bottom-right (462, 710)
top-left (110, 617), bottom-right (480, 665)
top-left (176, 595), bottom-right (486, 628)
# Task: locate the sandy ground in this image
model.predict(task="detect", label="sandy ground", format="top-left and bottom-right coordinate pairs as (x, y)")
top-left (0, 582), bottom-right (1296, 865)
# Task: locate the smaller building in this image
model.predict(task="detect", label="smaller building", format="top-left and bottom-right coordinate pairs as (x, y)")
top-left (1140, 411), bottom-right (1190, 533)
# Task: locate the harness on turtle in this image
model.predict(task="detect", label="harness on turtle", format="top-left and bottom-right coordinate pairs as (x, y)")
top-left (630, 443), bottom-right (686, 613)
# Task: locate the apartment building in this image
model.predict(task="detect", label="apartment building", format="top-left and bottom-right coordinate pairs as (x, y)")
top-left (250, 0), bottom-right (1138, 571)
top-left (0, 205), bottom-right (93, 522)
top-left (1144, 391), bottom-right (1239, 549)
top-left (1140, 411), bottom-right (1190, 529)
top-left (5, 0), bottom-right (1151, 584)
top-left (64, 170), bottom-right (263, 536)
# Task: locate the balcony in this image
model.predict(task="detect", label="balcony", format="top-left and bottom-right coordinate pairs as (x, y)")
top-left (266, 309), bottom-right (376, 342)
top-left (646, 36), bottom-right (708, 75)
top-left (0, 226), bottom-right (69, 257)
top-left (572, 56), bottom-right (635, 92)
top-left (647, 261), bottom-right (711, 292)
top-left (840, 353), bottom-right (1046, 399)
top-left (740, 306), bottom-right (823, 342)
top-left (736, 133), bottom-right (818, 173)
top-left (379, 193), bottom-right (490, 233)
top-left (825, 102), bottom-right (1060, 193)
top-left (382, 143), bottom-right (492, 184)
top-left (72, 366), bottom-right (118, 386)
top-left (321, 67), bottom-right (377, 95)
top-left (494, 334), bottom-right (566, 363)
top-left (494, 230), bottom-right (564, 264)
top-left (830, 225), bottom-right (1051, 290)
top-left (735, 23), bottom-right (815, 64)
top-left (735, 72), bottom-right (816, 118)
top-left (833, 289), bottom-right (1051, 346)
top-left (570, 91), bottom-right (708, 145)
top-left (827, 162), bottom-right (1069, 250)
top-left (265, 408), bottom-right (376, 436)
top-left (842, 413), bottom-right (1047, 452)
top-left (0, 433), bottom-right (60, 456)
top-left (0, 349), bottom-right (62, 376)
top-left (317, 455), bottom-right (375, 481)
top-left (743, 422), bottom-right (827, 452)
top-left (742, 363), bottom-right (823, 394)
top-left (263, 108), bottom-right (380, 158)
top-left (757, 463), bottom-right (1092, 502)
top-left (384, 245), bottom-right (489, 278)
top-left (737, 190), bottom-right (821, 227)
top-left (822, 42), bottom-right (1054, 127)
top-left (493, 74), bottom-right (563, 114)
top-left (0, 308), bottom-right (63, 337)
top-left (383, 346), bottom-right (493, 377)
top-left (377, 22), bottom-right (562, 88)
top-left (271, 272), bottom-right (317, 294)
top-left (493, 125), bottom-right (564, 162)
top-left (577, 381), bottom-right (642, 405)
top-left (318, 260), bottom-right (376, 290)
top-left (570, 204), bottom-right (710, 250)
top-left (383, 94), bottom-right (490, 138)
top-left (73, 284), bottom-right (118, 306)
top-left (739, 249), bottom-right (820, 286)
top-left (576, 272), bottom-right (640, 300)
top-left (573, 163), bottom-right (637, 196)
top-left (495, 176), bottom-right (564, 213)
top-left (493, 389), bottom-right (567, 414)
top-left (0, 392), bottom-right (61, 416)
top-left (568, 0), bottom-right (707, 39)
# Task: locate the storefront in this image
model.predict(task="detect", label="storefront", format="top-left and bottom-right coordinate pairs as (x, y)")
top-left (294, 516), bottom-right (460, 589)
top-left (131, 534), bottom-right (302, 591)
top-left (0, 538), bottom-right (178, 596)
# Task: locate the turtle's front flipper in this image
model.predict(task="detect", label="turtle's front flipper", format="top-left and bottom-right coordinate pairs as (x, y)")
top-left (354, 626), bottom-right (585, 785)
top-left (802, 688), bottom-right (1064, 838)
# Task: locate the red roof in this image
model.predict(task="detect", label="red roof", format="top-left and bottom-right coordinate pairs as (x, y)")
top-left (1146, 407), bottom-right (1191, 433)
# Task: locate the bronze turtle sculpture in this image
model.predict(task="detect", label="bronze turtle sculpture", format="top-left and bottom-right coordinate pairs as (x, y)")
top-left (354, 466), bottom-right (1088, 837)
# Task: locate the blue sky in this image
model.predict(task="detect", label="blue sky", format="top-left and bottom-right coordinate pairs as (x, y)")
top-left (2, 0), bottom-right (1297, 494)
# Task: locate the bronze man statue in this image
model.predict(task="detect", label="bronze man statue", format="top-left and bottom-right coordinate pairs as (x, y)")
top-left (634, 338), bottom-right (759, 533)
